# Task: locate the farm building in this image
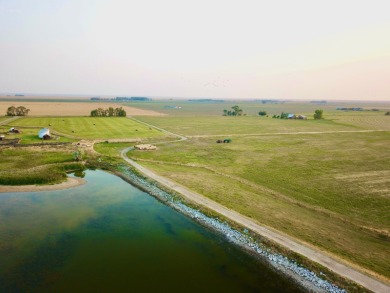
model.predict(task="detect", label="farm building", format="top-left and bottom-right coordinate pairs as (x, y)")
top-left (134, 144), bottom-right (157, 150)
top-left (216, 138), bottom-right (232, 143)
top-left (38, 128), bottom-right (51, 139)
top-left (287, 114), bottom-right (307, 120)
top-left (9, 127), bottom-right (20, 133)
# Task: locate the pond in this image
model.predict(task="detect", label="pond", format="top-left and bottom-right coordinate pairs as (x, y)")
top-left (0, 170), bottom-right (303, 292)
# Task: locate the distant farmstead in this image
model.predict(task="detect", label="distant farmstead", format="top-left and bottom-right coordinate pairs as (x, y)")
top-left (287, 114), bottom-right (307, 120)
top-left (38, 128), bottom-right (51, 140)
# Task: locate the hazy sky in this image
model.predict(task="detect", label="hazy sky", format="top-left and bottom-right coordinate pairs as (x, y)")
top-left (1, 0), bottom-right (389, 100)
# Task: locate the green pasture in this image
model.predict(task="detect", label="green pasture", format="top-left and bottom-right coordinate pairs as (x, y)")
top-left (134, 115), bottom-right (362, 137)
top-left (125, 100), bottom-right (334, 116)
top-left (9, 117), bottom-right (167, 140)
top-left (0, 125), bottom-right (74, 144)
top-left (126, 100), bottom-right (390, 117)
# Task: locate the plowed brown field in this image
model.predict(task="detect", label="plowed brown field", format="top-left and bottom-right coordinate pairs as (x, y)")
top-left (0, 102), bottom-right (164, 116)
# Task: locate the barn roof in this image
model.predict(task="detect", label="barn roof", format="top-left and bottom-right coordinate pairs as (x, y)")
top-left (38, 128), bottom-right (50, 138)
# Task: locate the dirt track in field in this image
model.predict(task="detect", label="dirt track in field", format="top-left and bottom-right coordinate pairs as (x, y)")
top-left (0, 102), bottom-right (164, 116)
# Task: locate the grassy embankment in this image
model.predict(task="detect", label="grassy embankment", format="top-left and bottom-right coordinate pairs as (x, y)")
top-left (0, 117), bottom-right (169, 185)
top-left (124, 104), bottom-right (390, 281)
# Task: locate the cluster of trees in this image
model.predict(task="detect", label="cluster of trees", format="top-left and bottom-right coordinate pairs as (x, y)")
top-left (271, 112), bottom-right (289, 119)
top-left (314, 109), bottom-right (323, 120)
top-left (6, 106), bottom-right (30, 116)
top-left (222, 105), bottom-right (244, 116)
top-left (258, 111), bottom-right (267, 116)
top-left (90, 107), bottom-right (127, 117)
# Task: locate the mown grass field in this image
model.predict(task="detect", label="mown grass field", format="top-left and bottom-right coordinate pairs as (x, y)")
top-left (0, 125), bottom-right (74, 144)
top-left (127, 107), bottom-right (390, 280)
top-left (9, 117), bottom-right (168, 140)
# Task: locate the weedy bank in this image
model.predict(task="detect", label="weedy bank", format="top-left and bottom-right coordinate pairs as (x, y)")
top-left (0, 146), bottom-right (84, 185)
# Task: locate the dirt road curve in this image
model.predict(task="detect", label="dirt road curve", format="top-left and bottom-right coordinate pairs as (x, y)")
top-left (121, 147), bottom-right (390, 293)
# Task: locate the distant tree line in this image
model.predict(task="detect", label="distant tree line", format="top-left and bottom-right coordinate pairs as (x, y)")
top-left (223, 105), bottom-right (244, 116)
top-left (6, 106), bottom-right (30, 116)
top-left (272, 112), bottom-right (289, 119)
top-left (90, 107), bottom-right (127, 117)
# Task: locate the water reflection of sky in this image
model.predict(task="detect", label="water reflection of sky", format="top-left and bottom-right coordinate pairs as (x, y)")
top-left (0, 170), bottom-right (302, 292)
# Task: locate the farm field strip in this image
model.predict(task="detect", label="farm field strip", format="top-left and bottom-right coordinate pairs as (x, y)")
top-left (9, 117), bottom-right (168, 140)
top-left (0, 101), bottom-right (164, 116)
top-left (134, 115), bottom-right (364, 136)
top-left (332, 116), bottom-right (390, 130)
top-left (186, 129), bottom-right (388, 138)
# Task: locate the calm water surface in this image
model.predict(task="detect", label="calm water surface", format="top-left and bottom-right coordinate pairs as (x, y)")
top-left (0, 170), bottom-right (302, 292)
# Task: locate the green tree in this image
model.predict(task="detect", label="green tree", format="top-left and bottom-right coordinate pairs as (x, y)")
top-left (90, 107), bottom-right (126, 117)
top-left (231, 105), bottom-right (240, 116)
top-left (16, 106), bottom-right (28, 116)
top-left (6, 106), bottom-right (29, 116)
top-left (314, 109), bottom-right (323, 120)
top-left (116, 107), bottom-right (126, 117)
top-left (222, 106), bottom-right (244, 116)
top-left (258, 110), bottom-right (267, 116)
top-left (6, 106), bottom-right (16, 116)
top-left (280, 112), bottom-right (288, 119)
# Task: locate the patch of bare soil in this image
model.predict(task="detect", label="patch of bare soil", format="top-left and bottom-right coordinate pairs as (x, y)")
top-left (0, 177), bottom-right (85, 193)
